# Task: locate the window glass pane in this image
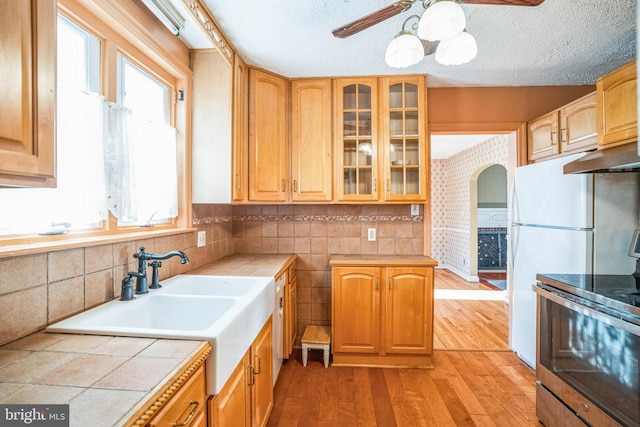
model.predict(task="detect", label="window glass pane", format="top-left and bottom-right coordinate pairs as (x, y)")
top-left (0, 14), bottom-right (105, 237)
top-left (119, 57), bottom-right (168, 124)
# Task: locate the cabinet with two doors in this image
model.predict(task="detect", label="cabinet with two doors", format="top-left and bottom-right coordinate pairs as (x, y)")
top-left (528, 91), bottom-right (597, 162)
top-left (329, 255), bottom-right (437, 368)
top-left (232, 72), bottom-right (428, 203)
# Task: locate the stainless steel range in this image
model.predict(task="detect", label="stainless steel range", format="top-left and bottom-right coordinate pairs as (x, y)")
top-left (534, 273), bottom-right (640, 427)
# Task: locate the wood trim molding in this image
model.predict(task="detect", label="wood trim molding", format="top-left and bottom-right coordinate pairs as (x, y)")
top-left (126, 342), bottom-right (213, 426)
top-left (181, 0), bottom-right (234, 64)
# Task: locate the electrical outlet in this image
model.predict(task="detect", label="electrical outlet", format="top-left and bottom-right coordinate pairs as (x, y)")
top-left (367, 228), bottom-right (376, 242)
top-left (411, 204), bottom-right (420, 216)
top-left (197, 231), bottom-right (206, 247)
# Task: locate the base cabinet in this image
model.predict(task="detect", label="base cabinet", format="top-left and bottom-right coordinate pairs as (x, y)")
top-left (329, 256), bottom-right (437, 367)
top-left (209, 319), bottom-right (273, 427)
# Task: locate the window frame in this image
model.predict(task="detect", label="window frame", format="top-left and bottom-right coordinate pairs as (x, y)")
top-left (0, 0), bottom-right (193, 254)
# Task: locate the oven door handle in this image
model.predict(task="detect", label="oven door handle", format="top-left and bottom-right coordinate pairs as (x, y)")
top-left (534, 285), bottom-right (640, 336)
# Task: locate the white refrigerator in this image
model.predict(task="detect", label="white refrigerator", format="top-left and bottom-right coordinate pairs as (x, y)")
top-left (510, 153), bottom-right (594, 368)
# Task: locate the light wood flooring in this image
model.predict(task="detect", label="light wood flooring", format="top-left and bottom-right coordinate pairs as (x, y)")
top-left (268, 269), bottom-right (540, 427)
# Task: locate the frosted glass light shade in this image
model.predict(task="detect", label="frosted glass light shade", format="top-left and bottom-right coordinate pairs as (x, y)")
top-left (418, 1), bottom-right (466, 42)
top-left (435, 31), bottom-right (477, 65)
top-left (385, 32), bottom-right (424, 68)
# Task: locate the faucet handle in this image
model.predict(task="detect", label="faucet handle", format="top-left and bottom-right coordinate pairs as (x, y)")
top-left (120, 274), bottom-right (136, 301)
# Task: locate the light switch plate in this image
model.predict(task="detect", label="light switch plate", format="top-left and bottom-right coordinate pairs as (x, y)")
top-left (411, 204), bottom-right (420, 216)
top-left (197, 231), bottom-right (206, 247)
top-left (367, 228), bottom-right (376, 241)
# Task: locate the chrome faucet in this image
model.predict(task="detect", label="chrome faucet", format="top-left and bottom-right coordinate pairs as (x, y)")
top-left (132, 246), bottom-right (189, 294)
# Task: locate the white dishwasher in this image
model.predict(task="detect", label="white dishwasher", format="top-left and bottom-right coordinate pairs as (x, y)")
top-left (272, 273), bottom-right (285, 386)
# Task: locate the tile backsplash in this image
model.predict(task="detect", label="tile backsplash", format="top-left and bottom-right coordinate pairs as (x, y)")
top-left (0, 203), bottom-right (424, 347)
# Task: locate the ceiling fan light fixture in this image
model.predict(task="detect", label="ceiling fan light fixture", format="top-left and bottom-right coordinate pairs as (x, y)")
top-left (385, 31), bottom-right (425, 68)
top-left (434, 31), bottom-right (478, 65)
top-left (417, 0), bottom-right (466, 42)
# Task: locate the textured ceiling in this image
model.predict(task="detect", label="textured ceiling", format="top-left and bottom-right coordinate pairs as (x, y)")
top-left (201, 0), bottom-right (636, 87)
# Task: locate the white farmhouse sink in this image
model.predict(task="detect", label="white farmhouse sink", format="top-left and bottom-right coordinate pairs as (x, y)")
top-left (47, 275), bottom-right (275, 395)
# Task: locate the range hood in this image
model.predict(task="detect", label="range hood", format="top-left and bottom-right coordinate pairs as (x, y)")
top-left (563, 141), bottom-right (640, 174)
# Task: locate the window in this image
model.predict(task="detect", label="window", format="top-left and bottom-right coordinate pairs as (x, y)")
top-left (0, 1), bottom-right (190, 245)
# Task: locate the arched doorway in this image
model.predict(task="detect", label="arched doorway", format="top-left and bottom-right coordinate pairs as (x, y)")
top-left (470, 164), bottom-right (508, 287)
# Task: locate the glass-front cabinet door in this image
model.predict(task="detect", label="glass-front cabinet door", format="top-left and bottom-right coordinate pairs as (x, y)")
top-left (381, 77), bottom-right (427, 201)
top-left (335, 78), bottom-right (379, 201)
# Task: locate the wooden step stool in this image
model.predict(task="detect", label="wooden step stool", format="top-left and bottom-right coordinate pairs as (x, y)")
top-left (301, 325), bottom-right (331, 368)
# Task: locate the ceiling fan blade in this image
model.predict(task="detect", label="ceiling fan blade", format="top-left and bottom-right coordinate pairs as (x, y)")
top-left (332, 0), bottom-right (416, 38)
top-left (458, 0), bottom-right (544, 5)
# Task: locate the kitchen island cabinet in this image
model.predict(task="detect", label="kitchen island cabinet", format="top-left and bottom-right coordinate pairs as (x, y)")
top-left (329, 255), bottom-right (437, 368)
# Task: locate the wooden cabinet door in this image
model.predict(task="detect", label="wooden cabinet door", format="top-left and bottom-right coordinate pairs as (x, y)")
top-left (384, 267), bottom-right (433, 354)
top-left (291, 79), bottom-right (333, 202)
top-left (380, 76), bottom-right (427, 202)
top-left (149, 365), bottom-right (207, 427)
top-left (248, 69), bottom-right (288, 202)
top-left (334, 78), bottom-right (380, 202)
top-left (331, 267), bottom-right (381, 353)
top-left (528, 110), bottom-right (560, 161)
top-left (0, 0), bottom-right (56, 187)
top-left (597, 60), bottom-right (637, 148)
top-left (209, 352), bottom-right (250, 427)
top-left (251, 319), bottom-right (273, 427)
top-left (232, 54), bottom-right (248, 202)
top-left (560, 91), bottom-right (597, 154)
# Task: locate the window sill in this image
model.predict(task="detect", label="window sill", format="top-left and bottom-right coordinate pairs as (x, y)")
top-left (0, 227), bottom-right (197, 259)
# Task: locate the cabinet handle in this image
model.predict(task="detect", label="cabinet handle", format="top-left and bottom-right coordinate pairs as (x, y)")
top-left (375, 277), bottom-right (379, 291)
top-left (561, 128), bottom-right (567, 143)
top-left (386, 179), bottom-right (390, 193)
top-left (172, 400), bottom-right (199, 427)
top-left (281, 179), bottom-right (286, 192)
top-left (373, 179), bottom-right (377, 192)
top-left (254, 354), bottom-right (262, 375)
top-left (236, 173), bottom-right (241, 191)
top-left (293, 180), bottom-right (298, 192)
top-left (389, 277), bottom-right (393, 290)
top-left (248, 365), bottom-right (255, 386)
top-left (550, 131), bottom-right (557, 145)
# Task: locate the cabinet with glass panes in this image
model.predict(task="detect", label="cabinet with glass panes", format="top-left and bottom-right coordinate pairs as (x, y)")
top-left (335, 78), bottom-right (380, 201)
top-left (381, 76), bottom-right (427, 202)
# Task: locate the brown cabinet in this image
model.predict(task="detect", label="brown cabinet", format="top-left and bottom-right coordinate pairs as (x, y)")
top-left (209, 319), bottom-right (273, 427)
top-left (291, 79), bottom-right (333, 202)
top-left (248, 69), bottom-right (289, 202)
top-left (283, 260), bottom-right (297, 358)
top-left (380, 76), bottom-right (428, 201)
top-left (528, 92), bottom-right (597, 162)
top-left (0, 0), bottom-right (56, 187)
top-left (148, 365), bottom-right (207, 427)
top-left (329, 256), bottom-right (436, 367)
top-left (232, 54), bottom-right (249, 202)
top-left (597, 60), bottom-right (637, 148)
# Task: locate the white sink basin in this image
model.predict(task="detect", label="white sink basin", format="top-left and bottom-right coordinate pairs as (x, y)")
top-left (47, 274), bottom-right (275, 395)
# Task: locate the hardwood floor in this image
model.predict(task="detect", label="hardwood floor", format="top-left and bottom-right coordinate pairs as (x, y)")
top-left (268, 269), bottom-right (540, 426)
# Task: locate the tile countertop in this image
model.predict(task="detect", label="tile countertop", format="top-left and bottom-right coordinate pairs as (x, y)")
top-left (0, 254), bottom-right (296, 427)
top-left (0, 332), bottom-right (210, 426)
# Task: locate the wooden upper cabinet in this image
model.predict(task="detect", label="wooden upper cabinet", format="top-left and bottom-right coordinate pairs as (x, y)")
top-left (334, 78), bottom-right (380, 202)
top-left (528, 110), bottom-right (560, 161)
top-left (560, 92), bottom-right (597, 154)
top-left (597, 60), bottom-right (637, 148)
top-left (291, 79), bottom-right (333, 202)
top-left (232, 54), bottom-right (249, 202)
top-left (380, 76), bottom-right (427, 202)
top-left (384, 267), bottom-right (433, 354)
top-left (248, 69), bottom-right (289, 202)
top-left (0, 0), bottom-right (56, 187)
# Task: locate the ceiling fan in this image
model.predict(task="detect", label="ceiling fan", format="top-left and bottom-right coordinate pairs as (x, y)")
top-left (332, 0), bottom-right (545, 39)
